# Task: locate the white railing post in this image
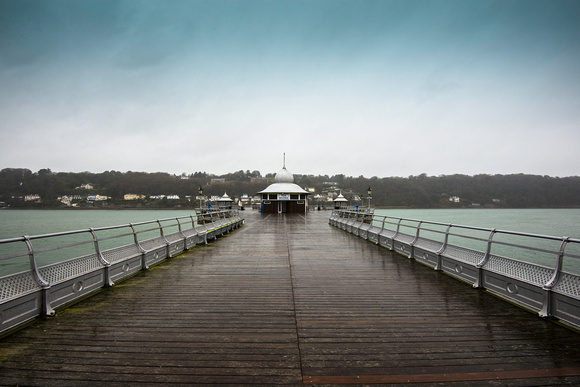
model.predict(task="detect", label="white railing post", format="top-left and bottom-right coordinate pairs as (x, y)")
top-left (130, 223), bottom-right (148, 269)
top-left (409, 221), bottom-right (423, 259)
top-left (474, 229), bottom-right (496, 288)
top-left (90, 228), bottom-right (113, 287)
top-left (540, 237), bottom-right (569, 317)
top-left (24, 236), bottom-right (54, 316)
top-left (435, 224), bottom-right (452, 271)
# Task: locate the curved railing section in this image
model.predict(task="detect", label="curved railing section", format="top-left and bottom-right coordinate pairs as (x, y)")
top-left (0, 209), bottom-right (244, 337)
top-left (329, 209), bottom-right (580, 331)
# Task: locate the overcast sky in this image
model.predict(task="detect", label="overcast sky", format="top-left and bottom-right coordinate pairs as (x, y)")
top-left (1, 0), bottom-right (579, 178)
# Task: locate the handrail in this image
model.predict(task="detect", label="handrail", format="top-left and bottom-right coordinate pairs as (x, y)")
top-left (0, 210), bottom-right (240, 278)
top-left (334, 210), bottom-right (580, 247)
top-left (23, 236), bottom-right (48, 288)
top-left (544, 237), bottom-right (570, 290)
top-left (0, 209), bottom-right (243, 336)
top-left (437, 224), bottom-right (453, 254)
top-left (331, 209), bottom-right (580, 329)
top-left (335, 211), bottom-right (580, 274)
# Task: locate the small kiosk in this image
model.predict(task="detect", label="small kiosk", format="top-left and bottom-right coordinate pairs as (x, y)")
top-left (333, 192), bottom-right (349, 210)
top-left (217, 192), bottom-right (234, 209)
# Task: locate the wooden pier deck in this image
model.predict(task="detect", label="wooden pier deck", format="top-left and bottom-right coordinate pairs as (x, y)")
top-left (1, 211), bottom-right (580, 385)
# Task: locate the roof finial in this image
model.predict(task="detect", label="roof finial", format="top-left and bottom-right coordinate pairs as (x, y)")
top-left (283, 152), bottom-right (286, 169)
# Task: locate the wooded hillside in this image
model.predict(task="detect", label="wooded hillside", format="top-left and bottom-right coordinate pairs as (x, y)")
top-left (1, 168), bottom-right (579, 208)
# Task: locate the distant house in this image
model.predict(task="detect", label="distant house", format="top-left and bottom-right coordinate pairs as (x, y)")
top-left (211, 178), bottom-right (226, 183)
top-left (166, 195), bottom-right (180, 200)
top-left (24, 194), bottom-right (41, 202)
top-left (250, 177), bottom-right (267, 184)
top-left (124, 194), bottom-right (146, 200)
top-left (58, 196), bottom-right (72, 206)
top-left (449, 196), bottom-right (460, 203)
top-left (77, 183), bottom-right (94, 190)
top-left (87, 195), bottom-right (108, 201)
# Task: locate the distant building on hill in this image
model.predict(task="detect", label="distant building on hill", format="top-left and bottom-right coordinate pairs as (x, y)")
top-left (124, 194), bottom-right (146, 200)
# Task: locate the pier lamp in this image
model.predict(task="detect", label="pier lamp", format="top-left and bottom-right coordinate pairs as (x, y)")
top-left (198, 186), bottom-right (203, 210)
top-left (367, 186), bottom-right (372, 209)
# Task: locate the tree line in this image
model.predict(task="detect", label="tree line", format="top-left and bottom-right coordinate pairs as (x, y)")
top-left (1, 168), bottom-right (579, 208)
top-left (326, 173), bottom-right (580, 208)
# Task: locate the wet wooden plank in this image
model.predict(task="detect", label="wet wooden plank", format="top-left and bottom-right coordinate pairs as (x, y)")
top-left (303, 368), bottom-right (580, 384)
top-left (287, 213), bottom-right (580, 384)
top-left (1, 211), bottom-right (580, 385)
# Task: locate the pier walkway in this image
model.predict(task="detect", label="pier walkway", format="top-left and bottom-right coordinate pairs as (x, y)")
top-left (1, 211), bottom-right (580, 385)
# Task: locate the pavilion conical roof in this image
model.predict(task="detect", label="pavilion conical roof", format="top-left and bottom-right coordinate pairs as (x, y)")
top-left (334, 192), bottom-right (348, 202)
top-left (257, 164), bottom-right (308, 195)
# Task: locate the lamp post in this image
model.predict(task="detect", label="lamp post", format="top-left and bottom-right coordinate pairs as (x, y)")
top-left (198, 186), bottom-right (203, 211)
top-left (367, 186), bottom-right (372, 209)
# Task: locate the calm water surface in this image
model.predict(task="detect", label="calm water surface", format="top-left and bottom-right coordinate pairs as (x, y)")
top-left (374, 208), bottom-right (580, 273)
top-left (375, 208), bottom-right (580, 237)
top-left (2, 208), bottom-right (577, 240)
top-left (0, 209), bottom-right (198, 275)
top-left (1, 208), bottom-right (579, 275)
top-left (0, 209), bottom-right (198, 240)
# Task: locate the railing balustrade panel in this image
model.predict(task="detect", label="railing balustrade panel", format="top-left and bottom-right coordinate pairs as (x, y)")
top-left (484, 254), bottom-right (554, 286)
top-left (47, 268), bottom-right (106, 311)
top-left (441, 245), bottom-right (485, 265)
top-left (0, 271), bottom-right (39, 301)
top-left (329, 209), bottom-right (580, 331)
top-left (413, 246), bottom-right (439, 269)
top-left (0, 210), bottom-right (244, 336)
top-left (481, 270), bottom-right (545, 312)
top-left (0, 291), bottom-right (42, 334)
top-left (101, 244), bottom-right (143, 264)
top-left (554, 272), bottom-right (580, 298)
top-left (109, 255), bottom-right (143, 284)
top-left (439, 256), bottom-right (479, 284)
top-left (393, 232), bottom-right (415, 258)
top-left (38, 254), bottom-right (102, 285)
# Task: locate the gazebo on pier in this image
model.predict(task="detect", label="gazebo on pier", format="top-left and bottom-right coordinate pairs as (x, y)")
top-left (333, 192), bottom-right (349, 209)
top-left (258, 163), bottom-right (309, 214)
top-left (216, 192), bottom-right (234, 209)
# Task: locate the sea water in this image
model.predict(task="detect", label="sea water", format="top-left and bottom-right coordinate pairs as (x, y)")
top-left (373, 208), bottom-right (580, 274)
top-left (1, 208), bottom-right (579, 275)
top-left (0, 209), bottom-right (197, 276)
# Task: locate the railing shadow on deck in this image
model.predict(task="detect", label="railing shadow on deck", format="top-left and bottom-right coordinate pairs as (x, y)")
top-left (329, 209), bottom-right (580, 332)
top-left (0, 209), bottom-right (244, 337)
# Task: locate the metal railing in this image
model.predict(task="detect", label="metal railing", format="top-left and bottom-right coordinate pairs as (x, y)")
top-left (329, 209), bottom-right (580, 331)
top-left (0, 210), bottom-right (244, 336)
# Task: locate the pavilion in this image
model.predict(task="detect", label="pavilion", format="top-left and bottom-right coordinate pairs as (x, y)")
top-left (257, 163), bottom-right (309, 214)
top-left (216, 192), bottom-right (233, 209)
top-left (333, 192), bottom-right (349, 209)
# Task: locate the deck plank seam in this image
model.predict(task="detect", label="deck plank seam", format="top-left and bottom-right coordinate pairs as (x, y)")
top-left (282, 214), bottom-right (306, 384)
